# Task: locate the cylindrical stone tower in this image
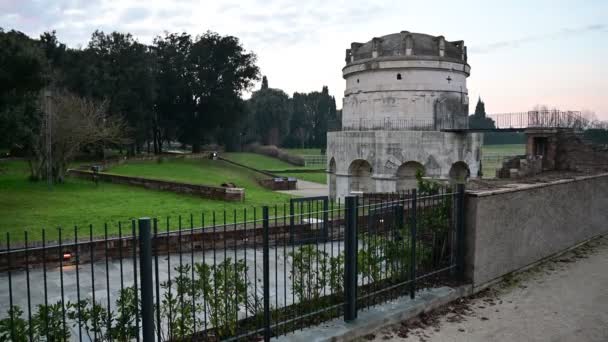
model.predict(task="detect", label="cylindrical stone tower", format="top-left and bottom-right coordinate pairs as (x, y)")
top-left (327, 31), bottom-right (482, 200)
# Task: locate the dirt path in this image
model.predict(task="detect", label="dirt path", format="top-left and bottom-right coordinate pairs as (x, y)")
top-left (367, 236), bottom-right (608, 342)
top-left (276, 179), bottom-right (328, 197)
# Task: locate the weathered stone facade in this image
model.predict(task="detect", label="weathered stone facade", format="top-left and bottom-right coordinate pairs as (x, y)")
top-left (327, 31), bottom-right (482, 199)
top-left (497, 128), bottom-right (608, 178)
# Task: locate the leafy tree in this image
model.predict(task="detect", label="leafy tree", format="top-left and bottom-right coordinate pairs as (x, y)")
top-left (0, 29), bottom-right (47, 154)
top-left (84, 31), bottom-right (156, 154)
top-left (1, 27), bottom-right (261, 161)
top-left (28, 91), bottom-right (125, 182)
top-left (152, 32), bottom-right (194, 153)
top-left (287, 86), bottom-right (337, 148)
top-left (468, 97), bottom-right (495, 130)
top-left (249, 77), bottom-right (291, 146)
top-left (187, 32), bottom-right (259, 152)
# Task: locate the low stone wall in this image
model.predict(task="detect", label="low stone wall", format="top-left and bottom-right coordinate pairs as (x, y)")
top-left (258, 177), bottom-right (297, 190)
top-left (218, 156), bottom-right (297, 190)
top-left (464, 173), bottom-right (608, 286)
top-left (0, 218), bottom-right (344, 271)
top-left (67, 169), bottom-right (244, 202)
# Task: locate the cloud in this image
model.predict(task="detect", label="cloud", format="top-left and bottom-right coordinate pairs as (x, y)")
top-left (120, 7), bottom-right (152, 22)
top-left (470, 24), bottom-right (606, 54)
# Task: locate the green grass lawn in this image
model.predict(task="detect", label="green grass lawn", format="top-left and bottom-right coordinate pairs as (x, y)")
top-left (220, 152), bottom-right (327, 184)
top-left (482, 144), bottom-right (525, 156)
top-left (275, 171), bottom-right (327, 184)
top-left (0, 160), bottom-right (292, 243)
top-left (283, 148), bottom-right (324, 156)
top-left (222, 152), bottom-right (322, 171)
top-left (222, 152), bottom-right (295, 170)
top-left (481, 144), bottom-right (525, 177)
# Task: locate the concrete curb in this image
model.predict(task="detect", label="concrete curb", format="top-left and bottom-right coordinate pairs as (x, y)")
top-left (276, 284), bottom-right (473, 342)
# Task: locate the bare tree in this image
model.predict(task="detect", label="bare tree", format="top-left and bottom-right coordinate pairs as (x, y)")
top-left (29, 91), bottom-right (126, 182)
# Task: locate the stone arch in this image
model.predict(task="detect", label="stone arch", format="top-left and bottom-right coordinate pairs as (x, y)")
top-left (396, 161), bottom-right (424, 192)
top-left (449, 161), bottom-right (470, 184)
top-left (348, 159), bottom-right (373, 193)
top-left (328, 158), bottom-right (337, 199)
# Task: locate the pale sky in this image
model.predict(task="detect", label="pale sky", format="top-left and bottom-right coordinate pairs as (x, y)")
top-left (2, 0), bottom-right (607, 118)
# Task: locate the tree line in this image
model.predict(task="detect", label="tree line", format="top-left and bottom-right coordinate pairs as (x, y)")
top-left (245, 76), bottom-right (339, 149)
top-left (0, 28), bottom-right (338, 163)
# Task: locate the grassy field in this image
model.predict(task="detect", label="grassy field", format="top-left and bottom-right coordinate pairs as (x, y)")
top-left (482, 144), bottom-right (525, 156)
top-left (274, 171), bottom-right (327, 184)
top-left (283, 148), bottom-right (324, 156)
top-left (222, 152), bottom-right (295, 170)
top-left (0, 160), bottom-right (292, 242)
top-left (223, 152), bottom-right (327, 184)
top-left (481, 144), bottom-right (525, 177)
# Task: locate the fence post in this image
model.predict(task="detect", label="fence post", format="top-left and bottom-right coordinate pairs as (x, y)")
top-left (323, 197), bottom-right (329, 241)
top-left (344, 195), bottom-right (358, 322)
top-left (289, 200), bottom-right (295, 244)
top-left (456, 184), bottom-right (466, 280)
top-left (409, 189), bottom-right (417, 299)
top-left (262, 206), bottom-right (271, 342)
top-left (138, 218), bottom-right (154, 342)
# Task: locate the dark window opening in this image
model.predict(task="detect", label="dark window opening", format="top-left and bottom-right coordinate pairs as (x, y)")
top-left (357, 79), bottom-right (360, 83)
top-left (397, 73), bottom-right (402, 80)
top-left (534, 137), bottom-right (548, 157)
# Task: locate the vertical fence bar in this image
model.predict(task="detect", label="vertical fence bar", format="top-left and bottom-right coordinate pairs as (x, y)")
top-left (58, 228), bottom-right (67, 339)
top-left (323, 197), bottom-right (329, 240)
top-left (74, 227), bottom-right (82, 342)
top-left (456, 184), bottom-right (466, 279)
top-left (132, 220), bottom-right (141, 342)
top-left (42, 229), bottom-right (49, 339)
top-left (344, 196), bottom-right (358, 322)
top-left (153, 219), bottom-right (162, 342)
top-left (138, 218), bottom-right (155, 342)
top-left (410, 189), bottom-right (417, 299)
top-left (262, 206), bottom-right (271, 342)
top-left (6, 233), bottom-right (14, 341)
top-left (25, 231), bottom-right (33, 342)
top-left (89, 226), bottom-right (96, 339)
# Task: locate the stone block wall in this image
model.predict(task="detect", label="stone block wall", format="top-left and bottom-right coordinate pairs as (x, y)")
top-left (258, 178), bottom-right (297, 190)
top-left (464, 173), bottom-right (608, 286)
top-left (67, 169), bottom-right (245, 202)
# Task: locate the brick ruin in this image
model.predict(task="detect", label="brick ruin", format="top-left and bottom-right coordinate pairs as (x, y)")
top-left (496, 128), bottom-right (608, 178)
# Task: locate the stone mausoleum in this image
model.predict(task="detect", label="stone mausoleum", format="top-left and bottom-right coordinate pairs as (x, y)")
top-left (327, 31), bottom-right (482, 199)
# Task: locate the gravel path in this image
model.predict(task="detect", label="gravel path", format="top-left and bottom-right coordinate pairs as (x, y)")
top-left (276, 179), bottom-right (328, 197)
top-left (368, 236), bottom-right (608, 342)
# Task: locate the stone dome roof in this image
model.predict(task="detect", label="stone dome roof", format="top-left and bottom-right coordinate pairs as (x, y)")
top-left (347, 31), bottom-right (466, 63)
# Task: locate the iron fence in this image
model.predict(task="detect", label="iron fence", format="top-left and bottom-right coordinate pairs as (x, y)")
top-left (328, 111), bottom-right (587, 133)
top-left (329, 118), bottom-right (461, 132)
top-left (301, 155), bottom-right (326, 167)
top-left (0, 186), bottom-right (465, 341)
top-left (487, 110), bottom-right (584, 130)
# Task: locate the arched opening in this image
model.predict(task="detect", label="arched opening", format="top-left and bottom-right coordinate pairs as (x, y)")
top-left (449, 161), bottom-right (470, 184)
top-left (348, 159), bottom-right (373, 193)
top-left (396, 73), bottom-right (402, 80)
top-left (328, 158), bottom-right (337, 199)
top-left (396, 161), bottom-right (424, 192)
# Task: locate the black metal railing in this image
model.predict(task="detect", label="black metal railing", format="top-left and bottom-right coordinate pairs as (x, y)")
top-left (0, 186), bottom-right (465, 341)
top-left (329, 118), bottom-right (467, 132)
top-left (487, 110), bottom-right (584, 130)
top-left (328, 111), bottom-right (587, 133)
